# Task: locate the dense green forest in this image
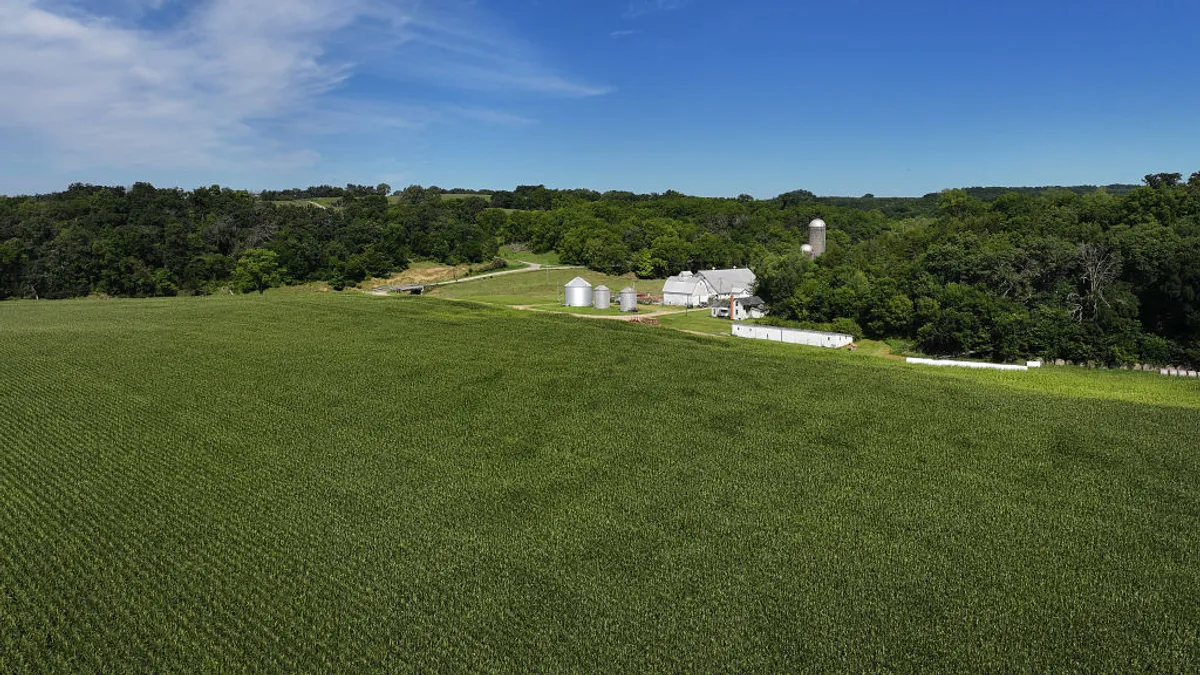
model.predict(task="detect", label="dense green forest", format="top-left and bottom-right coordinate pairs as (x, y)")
top-left (2, 173), bottom-right (1197, 366)
top-left (0, 183), bottom-right (498, 296)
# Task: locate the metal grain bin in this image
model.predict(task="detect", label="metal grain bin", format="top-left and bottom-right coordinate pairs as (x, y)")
top-left (564, 276), bottom-right (593, 307)
top-left (619, 286), bottom-right (638, 312)
top-left (593, 285), bottom-right (612, 309)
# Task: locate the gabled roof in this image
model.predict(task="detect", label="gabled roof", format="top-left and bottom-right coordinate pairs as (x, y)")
top-left (662, 274), bottom-right (705, 295)
top-left (698, 268), bottom-right (756, 295)
top-left (737, 295), bottom-right (765, 307)
top-left (565, 276), bottom-right (592, 288)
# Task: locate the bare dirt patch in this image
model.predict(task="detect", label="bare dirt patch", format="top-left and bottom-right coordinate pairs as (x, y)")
top-left (366, 264), bottom-right (471, 288)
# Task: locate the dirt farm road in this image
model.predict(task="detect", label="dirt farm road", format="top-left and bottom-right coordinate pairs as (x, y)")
top-left (368, 263), bottom-right (698, 324)
top-left (366, 261), bottom-right (582, 295)
top-left (428, 262), bottom-right (583, 287)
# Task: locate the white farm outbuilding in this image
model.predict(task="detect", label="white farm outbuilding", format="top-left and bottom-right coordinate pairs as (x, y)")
top-left (662, 268), bottom-right (756, 307)
top-left (732, 323), bottom-right (854, 349)
top-left (662, 272), bottom-right (706, 306)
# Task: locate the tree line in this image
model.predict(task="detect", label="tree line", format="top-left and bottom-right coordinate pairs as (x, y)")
top-left (751, 173), bottom-right (1200, 368)
top-left (2, 173), bottom-right (1198, 366)
top-left (0, 183), bottom-right (498, 298)
top-left (474, 173), bottom-right (1200, 367)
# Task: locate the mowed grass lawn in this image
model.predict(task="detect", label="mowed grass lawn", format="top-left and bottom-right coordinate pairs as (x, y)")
top-left (656, 310), bottom-right (734, 335)
top-left (1, 295), bottom-right (1199, 671)
top-left (498, 245), bottom-right (560, 266)
top-left (430, 267), bottom-right (652, 306)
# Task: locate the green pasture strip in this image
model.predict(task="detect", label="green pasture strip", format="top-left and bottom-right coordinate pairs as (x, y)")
top-left (498, 246), bottom-right (561, 266)
top-left (656, 310), bottom-right (733, 335)
top-left (429, 268), bottom-right (651, 306)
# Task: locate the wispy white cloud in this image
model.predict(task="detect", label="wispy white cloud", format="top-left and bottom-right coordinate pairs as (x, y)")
top-left (625, 0), bottom-right (686, 19)
top-left (0, 0), bottom-right (608, 172)
top-left (448, 107), bottom-right (538, 127)
top-left (610, 29), bottom-right (641, 38)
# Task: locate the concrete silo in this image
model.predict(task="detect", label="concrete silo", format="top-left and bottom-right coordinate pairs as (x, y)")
top-left (808, 219), bottom-right (826, 257)
top-left (619, 287), bottom-right (638, 312)
top-left (563, 276), bottom-right (593, 307)
top-left (593, 285), bottom-right (612, 309)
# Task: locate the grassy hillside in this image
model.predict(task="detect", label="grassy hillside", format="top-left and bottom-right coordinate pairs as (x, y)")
top-left (498, 245), bottom-right (560, 266)
top-left (1, 295), bottom-right (1198, 671)
top-left (429, 267), bottom-right (647, 306)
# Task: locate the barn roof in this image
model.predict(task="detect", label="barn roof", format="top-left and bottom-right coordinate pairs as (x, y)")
top-left (698, 268), bottom-right (756, 295)
top-left (662, 274), bottom-right (705, 295)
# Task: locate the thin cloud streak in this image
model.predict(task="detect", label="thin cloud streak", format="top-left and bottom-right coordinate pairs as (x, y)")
top-left (624, 0), bottom-right (686, 19)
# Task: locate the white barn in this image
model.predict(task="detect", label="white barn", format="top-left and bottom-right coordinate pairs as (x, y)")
top-left (662, 268), bottom-right (756, 307)
top-left (662, 271), bottom-right (707, 307)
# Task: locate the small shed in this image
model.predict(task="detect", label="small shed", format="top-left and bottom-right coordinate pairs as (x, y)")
top-left (564, 277), bottom-right (593, 307)
top-left (593, 285), bottom-right (612, 309)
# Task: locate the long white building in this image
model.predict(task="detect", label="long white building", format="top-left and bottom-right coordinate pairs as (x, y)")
top-left (661, 268), bottom-right (756, 307)
top-left (732, 323), bottom-right (854, 349)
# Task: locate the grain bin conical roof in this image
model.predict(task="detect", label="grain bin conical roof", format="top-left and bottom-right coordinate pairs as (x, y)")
top-left (565, 276), bottom-right (592, 288)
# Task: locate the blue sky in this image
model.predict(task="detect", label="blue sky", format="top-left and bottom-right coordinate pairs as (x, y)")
top-left (1, 0), bottom-right (1196, 197)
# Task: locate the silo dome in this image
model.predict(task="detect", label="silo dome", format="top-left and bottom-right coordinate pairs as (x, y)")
top-left (807, 219), bottom-right (827, 257)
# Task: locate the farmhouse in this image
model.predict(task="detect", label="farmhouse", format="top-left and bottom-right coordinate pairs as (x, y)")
top-left (662, 268), bottom-right (756, 307)
top-left (711, 296), bottom-right (767, 321)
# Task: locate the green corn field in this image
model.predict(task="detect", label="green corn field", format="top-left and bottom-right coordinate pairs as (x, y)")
top-left (1, 294), bottom-right (1198, 671)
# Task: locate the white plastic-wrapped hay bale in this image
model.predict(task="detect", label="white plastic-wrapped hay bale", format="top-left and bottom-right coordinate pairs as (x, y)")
top-left (907, 358), bottom-right (1028, 372)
